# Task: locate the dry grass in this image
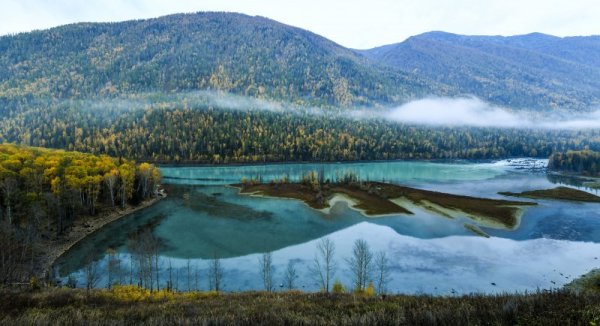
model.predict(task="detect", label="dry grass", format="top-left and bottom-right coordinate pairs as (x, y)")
top-left (238, 181), bottom-right (535, 229)
top-left (0, 287), bottom-right (598, 325)
top-left (500, 186), bottom-right (600, 203)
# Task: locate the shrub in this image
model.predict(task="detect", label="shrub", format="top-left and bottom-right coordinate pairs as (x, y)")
top-left (332, 280), bottom-right (346, 294)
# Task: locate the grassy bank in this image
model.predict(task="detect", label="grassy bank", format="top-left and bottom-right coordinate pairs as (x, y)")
top-left (0, 287), bottom-right (598, 325)
top-left (237, 181), bottom-right (535, 229)
top-left (499, 186), bottom-right (600, 202)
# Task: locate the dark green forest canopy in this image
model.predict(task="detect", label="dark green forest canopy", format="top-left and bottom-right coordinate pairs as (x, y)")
top-left (0, 96), bottom-right (599, 163)
top-left (549, 150), bottom-right (600, 177)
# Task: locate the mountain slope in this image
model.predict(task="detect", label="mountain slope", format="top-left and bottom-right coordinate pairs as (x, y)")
top-left (0, 12), bottom-right (439, 107)
top-left (360, 32), bottom-right (600, 111)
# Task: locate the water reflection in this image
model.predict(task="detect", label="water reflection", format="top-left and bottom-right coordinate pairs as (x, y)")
top-left (55, 160), bottom-right (600, 294)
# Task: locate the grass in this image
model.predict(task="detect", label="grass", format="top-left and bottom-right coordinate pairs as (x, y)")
top-left (499, 186), bottom-right (600, 203)
top-left (371, 182), bottom-right (535, 229)
top-left (238, 181), bottom-right (536, 229)
top-left (0, 287), bottom-right (598, 325)
top-left (328, 185), bottom-right (412, 215)
top-left (565, 269), bottom-right (600, 294)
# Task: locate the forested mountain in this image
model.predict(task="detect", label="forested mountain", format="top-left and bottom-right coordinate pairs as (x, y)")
top-left (1, 12), bottom-right (598, 111)
top-left (0, 12), bottom-right (599, 164)
top-left (361, 32), bottom-right (600, 111)
top-left (0, 12), bottom-right (440, 107)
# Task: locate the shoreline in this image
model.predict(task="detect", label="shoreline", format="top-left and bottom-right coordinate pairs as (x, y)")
top-left (39, 194), bottom-right (167, 280)
top-left (155, 157), bottom-right (543, 168)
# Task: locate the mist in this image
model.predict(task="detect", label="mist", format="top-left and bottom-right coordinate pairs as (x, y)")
top-left (72, 91), bottom-right (600, 130)
top-left (383, 97), bottom-right (600, 129)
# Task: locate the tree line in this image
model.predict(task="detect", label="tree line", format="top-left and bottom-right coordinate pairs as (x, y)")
top-left (80, 236), bottom-right (391, 296)
top-left (548, 150), bottom-right (600, 177)
top-left (1, 99), bottom-right (599, 164)
top-left (0, 144), bottom-right (161, 286)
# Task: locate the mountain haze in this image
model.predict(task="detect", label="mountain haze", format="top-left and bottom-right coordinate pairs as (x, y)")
top-left (361, 32), bottom-right (600, 111)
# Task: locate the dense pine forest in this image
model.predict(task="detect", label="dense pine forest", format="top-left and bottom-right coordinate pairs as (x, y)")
top-left (0, 144), bottom-right (160, 285)
top-left (1, 96), bottom-right (599, 164)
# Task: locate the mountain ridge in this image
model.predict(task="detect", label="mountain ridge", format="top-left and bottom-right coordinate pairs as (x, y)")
top-left (361, 31), bottom-right (600, 111)
top-left (0, 12), bottom-right (440, 107)
top-left (0, 12), bottom-right (599, 111)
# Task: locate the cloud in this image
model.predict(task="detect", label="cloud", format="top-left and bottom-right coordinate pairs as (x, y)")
top-left (383, 97), bottom-right (600, 129)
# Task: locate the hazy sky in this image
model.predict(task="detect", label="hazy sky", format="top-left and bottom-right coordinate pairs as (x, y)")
top-left (1, 0), bottom-right (598, 49)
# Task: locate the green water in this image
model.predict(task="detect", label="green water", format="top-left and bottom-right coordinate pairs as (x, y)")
top-left (55, 159), bottom-right (600, 294)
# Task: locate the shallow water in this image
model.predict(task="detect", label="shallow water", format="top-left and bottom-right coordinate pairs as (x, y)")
top-left (55, 159), bottom-right (600, 294)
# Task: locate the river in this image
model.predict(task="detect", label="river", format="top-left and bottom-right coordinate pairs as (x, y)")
top-left (54, 159), bottom-right (600, 295)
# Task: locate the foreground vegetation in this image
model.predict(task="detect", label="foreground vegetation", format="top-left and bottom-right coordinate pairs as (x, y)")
top-left (0, 144), bottom-right (161, 285)
top-left (0, 287), bottom-right (598, 325)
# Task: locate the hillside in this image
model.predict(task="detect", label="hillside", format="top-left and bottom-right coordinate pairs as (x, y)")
top-left (1, 13), bottom-right (599, 111)
top-left (0, 12), bottom-right (438, 107)
top-left (361, 32), bottom-right (600, 111)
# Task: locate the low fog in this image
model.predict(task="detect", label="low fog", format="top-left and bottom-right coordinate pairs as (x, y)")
top-left (73, 91), bottom-right (600, 130)
top-left (383, 97), bottom-right (600, 129)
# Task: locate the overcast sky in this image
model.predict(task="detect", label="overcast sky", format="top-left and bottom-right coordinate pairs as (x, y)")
top-left (1, 0), bottom-right (598, 49)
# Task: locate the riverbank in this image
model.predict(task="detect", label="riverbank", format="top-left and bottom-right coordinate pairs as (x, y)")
top-left (38, 193), bottom-right (167, 280)
top-left (236, 181), bottom-right (535, 229)
top-left (499, 186), bottom-right (600, 202)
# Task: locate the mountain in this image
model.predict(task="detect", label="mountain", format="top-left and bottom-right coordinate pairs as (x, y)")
top-left (0, 12), bottom-right (598, 112)
top-left (360, 31), bottom-right (600, 111)
top-left (0, 12), bottom-right (440, 107)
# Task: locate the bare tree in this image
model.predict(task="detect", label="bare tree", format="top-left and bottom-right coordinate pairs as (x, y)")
top-left (84, 257), bottom-right (100, 293)
top-left (309, 237), bottom-right (336, 293)
top-left (186, 258), bottom-right (192, 291)
top-left (375, 251), bottom-right (391, 294)
top-left (103, 170), bottom-right (119, 207)
top-left (259, 252), bottom-right (274, 292)
top-left (283, 260), bottom-right (298, 290)
top-left (128, 230), bottom-right (159, 290)
top-left (208, 254), bottom-right (224, 292)
top-left (194, 264), bottom-right (200, 291)
top-left (167, 258), bottom-right (173, 291)
top-left (106, 248), bottom-right (120, 289)
top-left (347, 239), bottom-right (373, 292)
top-left (0, 222), bottom-right (30, 284)
top-left (0, 176), bottom-right (17, 225)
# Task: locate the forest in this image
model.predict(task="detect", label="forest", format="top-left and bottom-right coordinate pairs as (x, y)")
top-left (1, 96), bottom-right (599, 164)
top-left (0, 144), bottom-right (160, 285)
top-left (0, 12), bottom-right (432, 107)
top-left (549, 150), bottom-right (600, 177)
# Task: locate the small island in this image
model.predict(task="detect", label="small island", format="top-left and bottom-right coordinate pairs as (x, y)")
top-left (234, 172), bottom-right (536, 230)
top-left (499, 186), bottom-right (600, 202)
